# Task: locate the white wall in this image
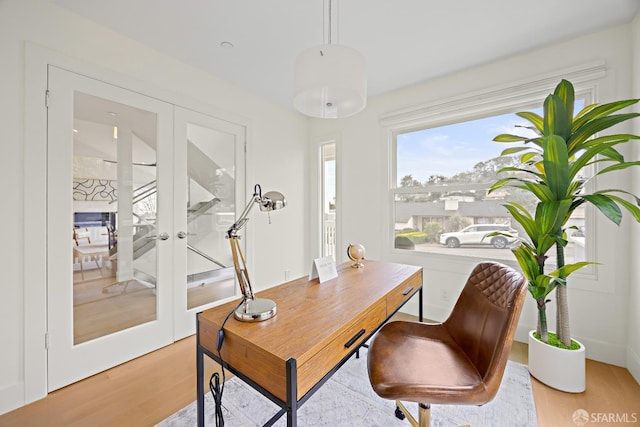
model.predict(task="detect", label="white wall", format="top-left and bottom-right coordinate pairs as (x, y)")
top-left (309, 23), bottom-right (639, 375)
top-left (628, 13), bottom-right (640, 384)
top-left (0, 0), bottom-right (308, 414)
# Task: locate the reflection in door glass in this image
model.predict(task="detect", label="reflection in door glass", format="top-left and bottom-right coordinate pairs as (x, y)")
top-left (72, 91), bottom-right (158, 344)
top-left (185, 123), bottom-right (236, 310)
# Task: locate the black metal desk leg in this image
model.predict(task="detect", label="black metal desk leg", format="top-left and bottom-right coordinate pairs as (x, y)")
top-left (286, 358), bottom-right (298, 427)
top-left (419, 287), bottom-right (423, 322)
top-left (197, 342), bottom-right (205, 426)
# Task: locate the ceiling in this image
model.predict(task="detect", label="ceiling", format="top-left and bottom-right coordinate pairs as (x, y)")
top-left (52, 0), bottom-right (640, 115)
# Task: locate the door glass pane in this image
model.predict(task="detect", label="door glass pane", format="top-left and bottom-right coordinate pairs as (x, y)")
top-left (185, 123), bottom-right (236, 310)
top-left (72, 91), bottom-right (158, 344)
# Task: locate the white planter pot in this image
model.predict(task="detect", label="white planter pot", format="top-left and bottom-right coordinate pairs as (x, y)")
top-left (528, 330), bottom-right (586, 393)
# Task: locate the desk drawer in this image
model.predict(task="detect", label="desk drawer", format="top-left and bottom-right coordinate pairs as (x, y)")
top-left (297, 301), bottom-right (386, 397)
top-left (386, 275), bottom-right (421, 315)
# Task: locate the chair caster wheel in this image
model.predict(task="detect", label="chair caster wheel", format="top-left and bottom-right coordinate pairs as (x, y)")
top-left (395, 406), bottom-right (405, 420)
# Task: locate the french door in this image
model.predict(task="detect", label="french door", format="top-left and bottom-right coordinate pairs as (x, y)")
top-left (173, 106), bottom-right (245, 339)
top-left (47, 66), bottom-right (244, 390)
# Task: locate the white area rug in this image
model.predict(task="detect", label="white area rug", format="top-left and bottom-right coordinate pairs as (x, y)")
top-left (159, 348), bottom-right (537, 426)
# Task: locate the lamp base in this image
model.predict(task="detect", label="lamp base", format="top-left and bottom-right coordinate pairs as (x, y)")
top-left (234, 298), bottom-right (277, 322)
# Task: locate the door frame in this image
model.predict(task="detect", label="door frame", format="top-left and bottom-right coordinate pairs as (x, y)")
top-left (24, 43), bottom-right (250, 405)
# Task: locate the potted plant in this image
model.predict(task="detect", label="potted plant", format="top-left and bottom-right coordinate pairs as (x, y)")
top-left (489, 79), bottom-right (640, 391)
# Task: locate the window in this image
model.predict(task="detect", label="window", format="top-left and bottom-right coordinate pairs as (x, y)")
top-left (321, 143), bottom-right (337, 259)
top-left (390, 97), bottom-right (588, 266)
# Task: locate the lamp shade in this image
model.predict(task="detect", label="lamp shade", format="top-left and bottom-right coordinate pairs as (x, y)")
top-left (259, 191), bottom-right (286, 212)
top-left (294, 44), bottom-right (367, 119)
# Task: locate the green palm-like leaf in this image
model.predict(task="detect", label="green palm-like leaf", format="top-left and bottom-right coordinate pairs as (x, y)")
top-left (512, 245), bottom-right (561, 300)
top-left (500, 146), bottom-right (536, 156)
top-left (595, 147), bottom-right (624, 163)
top-left (552, 261), bottom-right (596, 278)
top-left (516, 111), bottom-right (544, 133)
top-left (537, 200), bottom-right (571, 235)
top-left (489, 177), bottom-right (529, 193)
top-left (503, 203), bottom-right (536, 237)
top-left (569, 133), bottom-right (638, 157)
top-left (569, 113), bottom-right (640, 147)
top-left (542, 136), bottom-right (569, 199)
top-left (597, 161), bottom-right (640, 176)
top-left (523, 181), bottom-right (554, 201)
top-left (581, 194), bottom-right (623, 225)
top-left (544, 94), bottom-right (571, 139)
top-left (568, 141), bottom-right (621, 182)
top-left (497, 166), bottom-right (543, 179)
top-left (572, 103), bottom-right (597, 121)
top-left (493, 134), bottom-right (529, 142)
top-left (554, 79), bottom-right (575, 132)
top-left (595, 191), bottom-right (640, 222)
top-left (503, 201), bottom-right (563, 256)
top-left (520, 152), bottom-right (540, 164)
top-left (571, 99), bottom-right (639, 132)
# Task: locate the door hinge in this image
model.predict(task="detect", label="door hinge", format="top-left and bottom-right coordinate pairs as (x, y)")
top-left (45, 90), bottom-right (50, 108)
top-left (45, 332), bottom-right (50, 350)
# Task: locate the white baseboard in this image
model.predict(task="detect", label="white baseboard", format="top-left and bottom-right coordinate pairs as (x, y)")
top-left (574, 336), bottom-right (627, 367)
top-left (515, 324), bottom-right (629, 368)
top-left (0, 381), bottom-right (25, 416)
top-left (515, 324), bottom-right (534, 344)
top-left (626, 347), bottom-right (640, 385)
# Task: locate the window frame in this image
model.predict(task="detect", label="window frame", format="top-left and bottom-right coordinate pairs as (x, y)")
top-left (309, 133), bottom-right (341, 262)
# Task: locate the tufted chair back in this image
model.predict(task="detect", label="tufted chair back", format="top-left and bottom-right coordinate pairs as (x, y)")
top-left (444, 262), bottom-right (528, 394)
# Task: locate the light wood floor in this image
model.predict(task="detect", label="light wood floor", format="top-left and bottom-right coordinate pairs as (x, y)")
top-left (1, 317), bottom-right (639, 426)
top-left (72, 266), bottom-right (234, 344)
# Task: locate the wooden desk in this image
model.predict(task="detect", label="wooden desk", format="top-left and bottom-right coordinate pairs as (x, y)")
top-left (196, 259), bottom-right (423, 427)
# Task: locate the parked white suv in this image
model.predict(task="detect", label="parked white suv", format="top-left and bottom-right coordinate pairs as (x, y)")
top-left (439, 224), bottom-right (518, 249)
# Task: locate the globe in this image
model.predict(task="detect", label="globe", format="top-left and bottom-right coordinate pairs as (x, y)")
top-left (347, 243), bottom-right (365, 268)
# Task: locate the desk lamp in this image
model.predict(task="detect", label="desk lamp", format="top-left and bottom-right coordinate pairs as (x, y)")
top-left (227, 184), bottom-right (286, 321)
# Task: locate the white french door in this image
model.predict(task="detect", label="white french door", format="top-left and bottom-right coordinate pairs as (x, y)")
top-left (46, 66), bottom-right (245, 390)
top-left (47, 66), bottom-right (175, 390)
top-left (173, 106), bottom-right (245, 339)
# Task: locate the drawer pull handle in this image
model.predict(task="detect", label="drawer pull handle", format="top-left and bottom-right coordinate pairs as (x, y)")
top-left (344, 329), bottom-right (366, 348)
top-left (402, 287), bottom-right (414, 296)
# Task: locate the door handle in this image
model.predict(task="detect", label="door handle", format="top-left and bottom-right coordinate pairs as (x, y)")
top-left (146, 232), bottom-right (170, 240)
top-left (177, 231), bottom-right (187, 239)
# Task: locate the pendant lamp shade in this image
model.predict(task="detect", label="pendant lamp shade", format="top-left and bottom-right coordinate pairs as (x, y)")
top-left (293, 44), bottom-right (367, 119)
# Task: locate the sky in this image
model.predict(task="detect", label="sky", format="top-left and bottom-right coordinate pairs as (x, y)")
top-left (397, 100), bottom-right (584, 185)
top-left (396, 111), bottom-right (534, 185)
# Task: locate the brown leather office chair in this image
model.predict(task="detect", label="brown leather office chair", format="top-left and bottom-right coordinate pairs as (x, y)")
top-left (367, 261), bottom-right (527, 427)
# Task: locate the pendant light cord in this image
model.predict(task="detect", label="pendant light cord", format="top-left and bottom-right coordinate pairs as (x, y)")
top-left (328, 0), bottom-right (332, 45)
top-left (323, 0), bottom-right (334, 45)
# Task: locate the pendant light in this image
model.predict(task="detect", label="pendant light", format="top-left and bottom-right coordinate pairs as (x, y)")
top-left (293, 0), bottom-right (367, 119)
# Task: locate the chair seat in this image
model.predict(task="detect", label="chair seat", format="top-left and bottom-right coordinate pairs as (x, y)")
top-left (368, 320), bottom-right (491, 406)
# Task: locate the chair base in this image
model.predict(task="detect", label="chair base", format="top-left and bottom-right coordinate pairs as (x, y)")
top-left (394, 401), bottom-right (471, 427)
top-left (395, 401), bottom-right (430, 427)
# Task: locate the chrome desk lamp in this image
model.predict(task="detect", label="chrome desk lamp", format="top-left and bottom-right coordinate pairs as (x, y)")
top-left (227, 184), bottom-right (286, 321)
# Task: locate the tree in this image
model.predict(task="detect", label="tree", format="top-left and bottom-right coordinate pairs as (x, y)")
top-left (491, 79), bottom-right (640, 346)
top-left (400, 174), bottom-right (422, 188)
